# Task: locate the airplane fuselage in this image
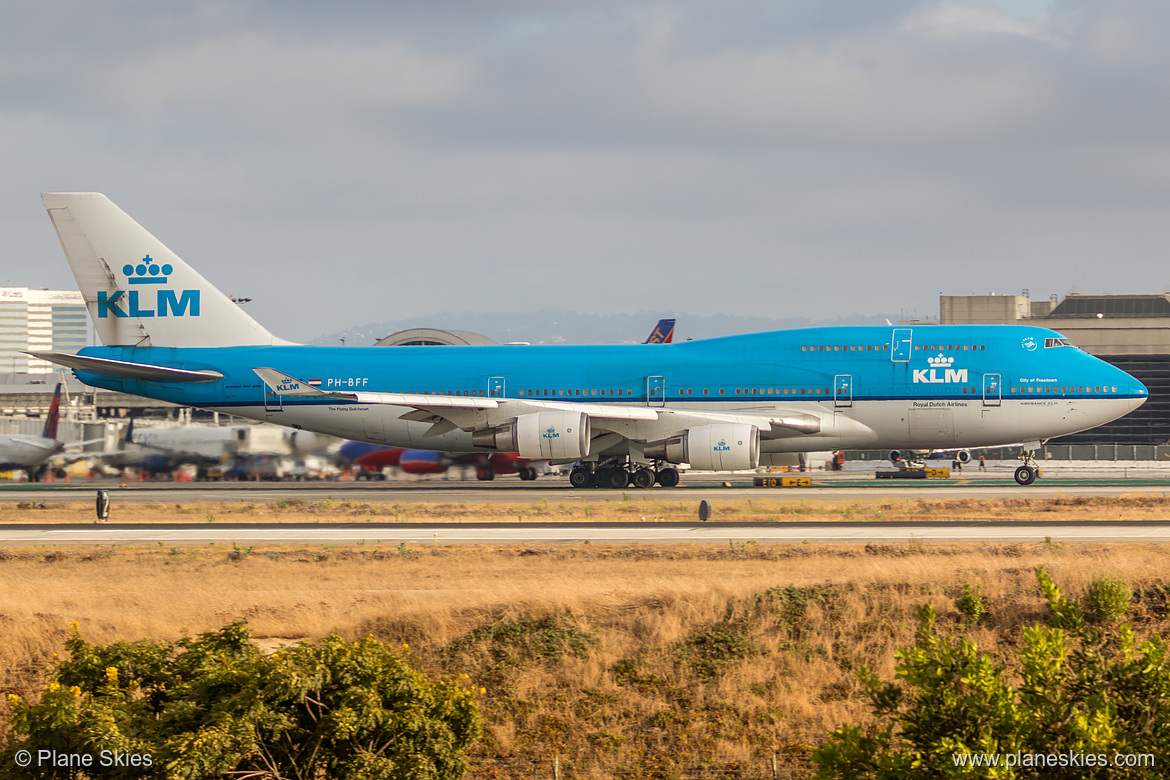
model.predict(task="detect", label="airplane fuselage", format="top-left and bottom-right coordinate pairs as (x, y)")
top-left (0, 435), bottom-right (63, 472)
top-left (69, 324), bottom-right (1146, 457)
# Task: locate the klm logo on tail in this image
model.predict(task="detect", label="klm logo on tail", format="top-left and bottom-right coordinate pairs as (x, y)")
top-left (913, 353), bottom-right (968, 384)
top-left (97, 256), bottom-right (200, 318)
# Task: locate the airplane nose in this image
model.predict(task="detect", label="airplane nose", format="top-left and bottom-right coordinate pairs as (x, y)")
top-left (1115, 367), bottom-right (1148, 413)
top-left (1128, 378), bottom-right (1149, 412)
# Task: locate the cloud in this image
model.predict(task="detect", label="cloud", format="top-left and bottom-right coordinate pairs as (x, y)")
top-left (106, 35), bottom-right (473, 117)
top-left (642, 41), bottom-right (1050, 143)
top-left (4, 1), bottom-right (1170, 341)
top-left (901, 2), bottom-right (1060, 43)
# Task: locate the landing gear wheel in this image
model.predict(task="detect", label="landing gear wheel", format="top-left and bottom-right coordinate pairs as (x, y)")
top-left (1014, 465), bottom-right (1036, 486)
top-left (519, 467), bottom-right (537, 481)
top-left (656, 467), bottom-right (680, 488)
top-left (607, 469), bottom-right (630, 489)
top-left (476, 468), bottom-right (495, 481)
top-left (631, 468), bottom-right (655, 489)
top-left (569, 466), bottom-right (592, 488)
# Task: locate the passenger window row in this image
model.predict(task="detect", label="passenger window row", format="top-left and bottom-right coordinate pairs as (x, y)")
top-left (798, 343), bottom-right (987, 353)
top-left (914, 344), bottom-right (985, 351)
top-left (1008, 386), bottom-right (1118, 394)
top-left (518, 389), bottom-right (633, 397)
top-left (801, 344), bottom-right (888, 352)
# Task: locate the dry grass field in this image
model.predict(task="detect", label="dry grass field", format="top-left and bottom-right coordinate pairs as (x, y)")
top-left (1, 496), bottom-right (1169, 777)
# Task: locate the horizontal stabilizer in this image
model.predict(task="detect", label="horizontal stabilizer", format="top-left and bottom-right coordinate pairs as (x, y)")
top-left (28, 352), bottom-right (224, 383)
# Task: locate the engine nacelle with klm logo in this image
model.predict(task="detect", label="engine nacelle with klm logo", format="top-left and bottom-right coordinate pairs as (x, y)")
top-left (645, 423), bottom-right (760, 471)
top-left (471, 411), bottom-right (590, 461)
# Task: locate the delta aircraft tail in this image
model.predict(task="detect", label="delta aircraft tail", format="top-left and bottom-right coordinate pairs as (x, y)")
top-left (40, 383), bottom-right (62, 441)
top-left (40, 193), bottom-right (289, 348)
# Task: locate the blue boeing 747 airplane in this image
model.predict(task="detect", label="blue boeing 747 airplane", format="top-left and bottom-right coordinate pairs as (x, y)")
top-left (34, 193), bottom-right (1146, 487)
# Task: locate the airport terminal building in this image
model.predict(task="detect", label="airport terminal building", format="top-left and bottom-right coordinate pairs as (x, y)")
top-left (0, 288), bottom-right (87, 374)
top-left (939, 293), bottom-right (1170, 445)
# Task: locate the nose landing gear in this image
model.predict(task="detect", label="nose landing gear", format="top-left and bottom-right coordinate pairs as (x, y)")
top-left (1014, 446), bottom-right (1041, 486)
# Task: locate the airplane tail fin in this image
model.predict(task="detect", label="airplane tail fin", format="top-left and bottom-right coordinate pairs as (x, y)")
top-left (42, 383), bottom-right (62, 441)
top-left (40, 193), bottom-right (290, 348)
top-left (645, 318), bottom-right (676, 344)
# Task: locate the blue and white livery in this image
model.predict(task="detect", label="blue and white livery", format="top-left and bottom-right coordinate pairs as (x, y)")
top-left (35, 193), bottom-right (1146, 487)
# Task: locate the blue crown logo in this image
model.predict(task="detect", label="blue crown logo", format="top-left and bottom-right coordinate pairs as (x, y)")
top-left (123, 255), bottom-right (173, 285)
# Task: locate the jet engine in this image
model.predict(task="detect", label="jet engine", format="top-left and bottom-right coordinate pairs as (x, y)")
top-left (471, 411), bottom-right (590, 460)
top-left (645, 424), bottom-right (759, 471)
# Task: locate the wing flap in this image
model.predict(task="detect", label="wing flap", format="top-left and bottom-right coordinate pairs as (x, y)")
top-left (511, 399), bottom-right (660, 422)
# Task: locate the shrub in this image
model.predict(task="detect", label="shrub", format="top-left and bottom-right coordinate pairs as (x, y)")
top-left (3, 621), bottom-right (482, 779)
top-left (814, 571), bottom-right (1170, 779)
top-left (953, 582), bottom-right (988, 623)
top-left (1084, 574), bottom-right (1132, 624)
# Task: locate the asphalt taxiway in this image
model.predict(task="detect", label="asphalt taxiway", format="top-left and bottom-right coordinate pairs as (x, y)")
top-left (0, 519), bottom-right (1166, 545)
top-left (0, 472), bottom-right (1167, 545)
top-left (0, 473), bottom-right (1167, 503)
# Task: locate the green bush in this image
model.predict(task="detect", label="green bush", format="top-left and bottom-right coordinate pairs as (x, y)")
top-left (953, 582), bottom-right (988, 623)
top-left (815, 570), bottom-right (1170, 779)
top-left (3, 621), bottom-right (482, 779)
top-left (1085, 574), bottom-right (1132, 624)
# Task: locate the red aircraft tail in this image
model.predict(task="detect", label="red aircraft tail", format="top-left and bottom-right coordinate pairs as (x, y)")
top-left (42, 382), bottom-right (63, 441)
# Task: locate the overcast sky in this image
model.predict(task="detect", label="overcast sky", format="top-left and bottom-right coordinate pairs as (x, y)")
top-left (4, 1), bottom-right (1169, 342)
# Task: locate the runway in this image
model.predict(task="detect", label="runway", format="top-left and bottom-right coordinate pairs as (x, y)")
top-left (0, 519), bottom-right (1168, 545)
top-left (0, 472), bottom-right (1167, 545)
top-left (2, 470), bottom-right (1170, 503)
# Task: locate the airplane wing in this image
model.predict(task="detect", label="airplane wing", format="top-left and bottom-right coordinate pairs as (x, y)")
top-left (254, 368), bottom-right (662, 425)
top-left (254, 368), bottom-right (823, 437)
top-left (253, 368), bottom-right (502, 410)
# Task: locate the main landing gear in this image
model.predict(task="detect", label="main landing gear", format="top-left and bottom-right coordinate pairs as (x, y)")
top-left (568, 461), bottom-right (680, 489)
top-left (1014, 447), bottom-right (1040, 486)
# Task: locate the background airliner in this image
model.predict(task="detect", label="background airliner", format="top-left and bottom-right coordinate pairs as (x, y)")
top-left (35, 193), bottom-right (1146, 487)
top-left (0, 383), bottom-right (63, 480)
top-left (87, 418), bottom-right (336, 479)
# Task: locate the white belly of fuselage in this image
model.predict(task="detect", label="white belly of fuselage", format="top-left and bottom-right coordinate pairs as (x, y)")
top-left (208, 394), bottom-right (1136, 455)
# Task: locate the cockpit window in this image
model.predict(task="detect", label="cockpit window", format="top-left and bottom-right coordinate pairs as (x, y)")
top-left (1044, 337), bottom-right (1074, 348)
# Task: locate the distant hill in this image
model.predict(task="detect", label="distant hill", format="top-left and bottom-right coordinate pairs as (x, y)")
top-left (311, 310), bottom-right (897, 346)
